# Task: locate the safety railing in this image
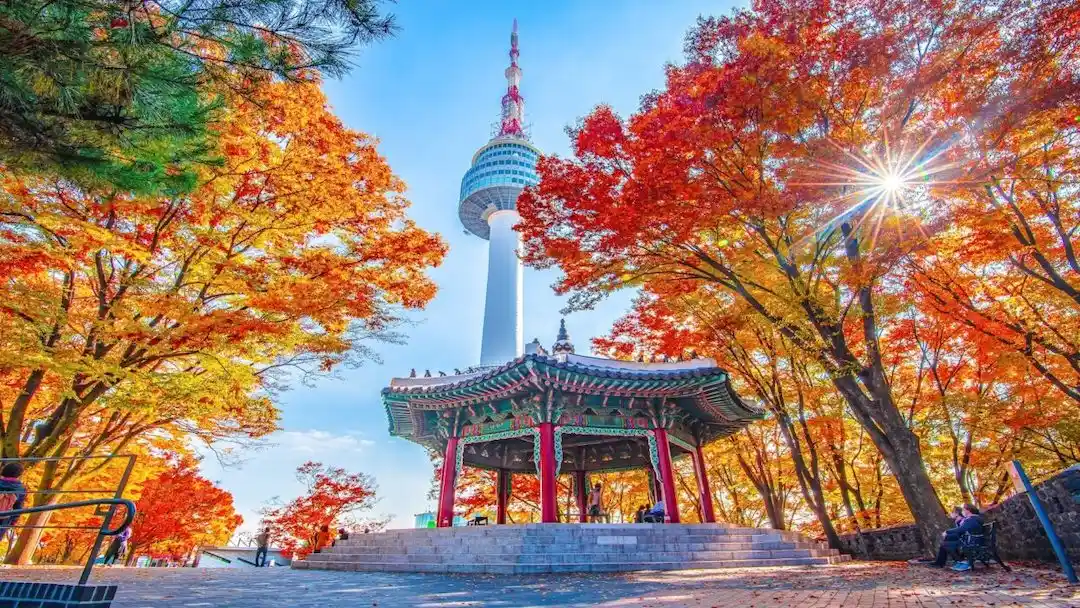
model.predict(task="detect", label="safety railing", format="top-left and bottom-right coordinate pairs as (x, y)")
top-left (0, 455), bottom-right (137, 584)
top-left (0, 499), bottom-right (135, 584)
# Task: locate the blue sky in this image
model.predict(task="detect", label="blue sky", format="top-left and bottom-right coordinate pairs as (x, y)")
top-left (201, 0), bottom-right (738, 533)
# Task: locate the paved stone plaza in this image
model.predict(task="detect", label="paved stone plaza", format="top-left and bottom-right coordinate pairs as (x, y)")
top-left (0, 562), bottom-right (1077, 607)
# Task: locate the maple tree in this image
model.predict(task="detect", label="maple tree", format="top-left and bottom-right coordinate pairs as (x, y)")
top-left (0, 72), bottom-right (445, 562)
top-left (124, 458), bottom-right (240, 565)
top-left (517, 0), bottom-right (1078, 548)
top-left (0, 0), bottom-right (396, 193)
top-left (261, 461), bottom-right (383, 559)
top-left (24, 445), bottom-right (168, 565)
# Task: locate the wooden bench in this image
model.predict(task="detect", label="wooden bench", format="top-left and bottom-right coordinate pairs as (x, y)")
top-left (467, 515), bottom-right (488, 526)
top-left (958, 521), bottom-right (1010, 571)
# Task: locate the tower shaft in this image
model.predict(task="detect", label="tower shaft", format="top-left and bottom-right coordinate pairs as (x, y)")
top-left (479, 210), bottom-right (523, 366)
top-left (459, 21), bottom-right (538, 367)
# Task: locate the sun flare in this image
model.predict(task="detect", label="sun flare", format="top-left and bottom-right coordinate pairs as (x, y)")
top-left (790, 132), bottom-right (964, 249)
top-left (878, 171), bottom-right (906, 194)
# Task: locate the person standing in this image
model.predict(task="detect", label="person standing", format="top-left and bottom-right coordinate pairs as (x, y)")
top-left (0, 463), bottom-right (27, 536)
top-left (255, 527), bottom-right (271, 567)
top-left (587, 483), bottom-right (603, 522)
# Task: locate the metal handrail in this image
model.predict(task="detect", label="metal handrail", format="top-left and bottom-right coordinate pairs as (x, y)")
top-left (0, 499), bottom-right (135, 536)
top-left (0, 498), bottom-right (136, 584)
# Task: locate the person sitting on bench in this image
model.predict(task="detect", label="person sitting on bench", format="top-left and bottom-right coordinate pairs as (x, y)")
top-left (928, 503), bottom-right (983, 568)
top-left (642, 499), bottom-right (665, 523)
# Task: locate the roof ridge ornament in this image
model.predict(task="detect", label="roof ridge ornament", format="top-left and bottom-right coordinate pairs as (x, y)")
top-left (551, 318), bottom-right (575, 357)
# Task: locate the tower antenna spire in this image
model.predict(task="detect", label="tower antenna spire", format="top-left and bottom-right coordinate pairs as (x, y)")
top-left (497, 19), bottom-right (526, 138)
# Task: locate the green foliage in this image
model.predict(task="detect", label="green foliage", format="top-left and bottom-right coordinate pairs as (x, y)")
top-left (0, 0), bottom-right (395, 194)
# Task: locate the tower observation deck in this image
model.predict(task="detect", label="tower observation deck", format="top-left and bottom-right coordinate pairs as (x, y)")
top-left (459, 20), bottom-right (540, 368)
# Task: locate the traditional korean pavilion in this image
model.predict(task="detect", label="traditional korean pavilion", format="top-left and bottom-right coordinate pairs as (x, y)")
top-left (383, 322), bottom-right (762, 527)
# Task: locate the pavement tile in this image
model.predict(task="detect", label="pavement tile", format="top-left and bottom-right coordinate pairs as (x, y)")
top-left (0, 562), bottom-right (1075, 607)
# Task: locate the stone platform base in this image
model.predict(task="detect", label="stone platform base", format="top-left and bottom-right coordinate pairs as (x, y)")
top-left (292, 523), bottom-right (850, 574)
top-left (0, 581), bottom-right (117, 607)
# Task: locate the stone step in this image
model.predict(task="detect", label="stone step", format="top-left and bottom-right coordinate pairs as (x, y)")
top-left (295, 555), bottom-right (848, 574)
top-left (295, 524), bottom-right (847, 574)
top-left (341, 527), bottom-right (788, 536)
top-left (319, 542), bottom-right (837, 556)
top-left (321, 544), bottom-right (841, 557)
top-left (306, 548), bottom-right (838, 564)
top-left (336, 533), bottom-right (786, 548)
top-left (338, 525), bottom-right (789, 537)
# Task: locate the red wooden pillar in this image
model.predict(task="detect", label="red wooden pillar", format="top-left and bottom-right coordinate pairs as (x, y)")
top-left (693, 444), bottom-right (716, 523)
top-left (646, 466), bottom-right (659, 504)
top-left (537, 422), bottom-right (558, 523)
top-left (436, 436), bottom-right (460, 527)
top-left (652, 428), bottom-right (681, 523)
top-left (496, 468), bottom-right (510, 525)
top-left (574, 470), bottom-right (588, 523)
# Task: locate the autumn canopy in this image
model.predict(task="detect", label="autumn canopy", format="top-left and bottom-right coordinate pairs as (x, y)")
top-left (0, 0), bottom-right (444, 564)
top-left (516, 0), bottom-right (1079, 548)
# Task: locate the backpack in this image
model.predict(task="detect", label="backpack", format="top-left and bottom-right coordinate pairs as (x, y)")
top-left (0, 493), bottom-right (17, 512)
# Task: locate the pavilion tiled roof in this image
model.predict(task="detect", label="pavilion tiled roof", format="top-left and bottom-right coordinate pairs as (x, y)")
top-left (383, 353), bottom-right (762, 445)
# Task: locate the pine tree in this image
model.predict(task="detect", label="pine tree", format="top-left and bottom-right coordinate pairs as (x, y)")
top-left (0, 0), bottom-right (395, 194)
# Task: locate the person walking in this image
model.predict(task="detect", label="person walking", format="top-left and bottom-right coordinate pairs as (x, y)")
top-left (255, 527), bottom-right (271, 567)
top-left (102, 525), bottom-right (131, 566)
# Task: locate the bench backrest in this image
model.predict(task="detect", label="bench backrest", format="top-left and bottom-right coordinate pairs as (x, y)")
top-left (963, 521), bottom-right (996, 549)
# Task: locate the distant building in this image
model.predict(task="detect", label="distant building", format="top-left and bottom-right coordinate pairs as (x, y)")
top-left (195, 546), bottom-right (290, 568)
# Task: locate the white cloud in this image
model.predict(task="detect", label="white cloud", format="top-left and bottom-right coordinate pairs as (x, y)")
top-left (274, 429), bottom-right (376, 455)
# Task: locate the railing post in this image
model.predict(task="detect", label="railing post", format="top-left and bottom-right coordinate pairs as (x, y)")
top-left (80, 504), bottom-right (117, 585)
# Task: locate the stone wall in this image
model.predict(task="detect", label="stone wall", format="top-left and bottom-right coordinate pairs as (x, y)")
top-left (984, 465), bottom-right (1080, 563)
top-left (838, 465), bottom-right (1080, 563)
top-left (836, 524), bottom-right (926, 561)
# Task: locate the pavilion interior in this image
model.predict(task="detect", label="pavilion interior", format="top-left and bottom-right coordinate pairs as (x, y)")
top-left (460, 434), bottom-right (693, 473)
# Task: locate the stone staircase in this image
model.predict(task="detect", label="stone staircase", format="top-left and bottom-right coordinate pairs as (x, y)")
top-left (292, 523), bottom-right (850, 574)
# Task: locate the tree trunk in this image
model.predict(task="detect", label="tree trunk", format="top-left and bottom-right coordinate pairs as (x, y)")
top-left (761, 490), bottom-right (785, 531)
top-left (6, 457), bottom-right (64, 565)
top-left (733, 439), bottom-right (785, 530)
top-left (676, 466), bottom-right (703, 523)
top-left (831, 375), bottom-right (948, 551)
top-left (8, 509), bottom-right (51, 565)
top-left (777, 410), bottom-right (842, 548)
top-left (838, 223), bottom-right (949, 549)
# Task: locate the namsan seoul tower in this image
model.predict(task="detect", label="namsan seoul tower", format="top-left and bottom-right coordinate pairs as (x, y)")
top-left (458, 20), bottom-right (541, 368)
